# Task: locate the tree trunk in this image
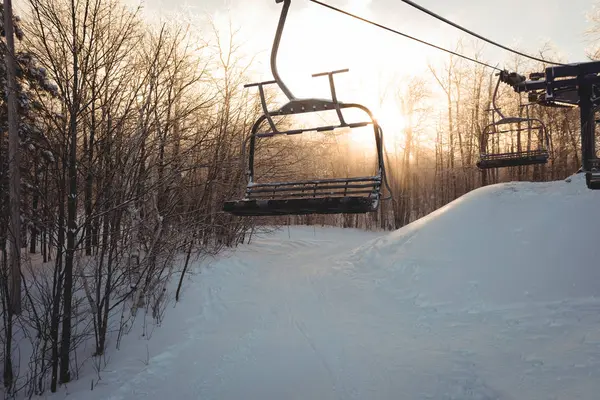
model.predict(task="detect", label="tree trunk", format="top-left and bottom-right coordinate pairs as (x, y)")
top-left (85, 94), bottom-right (96, 256)
top-left (5, 0), bottom-right (21, 315)
top-left (176, 239), bottom-right (195, 302)
top-left (50, 174), bottom-right (66, 392)
top-left (30, 184), bottom-right (39, 254)
top-left (2, 250), bottom-right (14, 389)
top-left (60, 0), bottom-right (79, 383)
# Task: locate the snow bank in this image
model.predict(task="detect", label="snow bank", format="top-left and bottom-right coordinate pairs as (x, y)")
top-left (346, 174), bottom-right (600, 310)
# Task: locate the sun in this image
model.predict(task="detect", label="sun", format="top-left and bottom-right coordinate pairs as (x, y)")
top-left (347, 102), bottom-right (406, 150)
top-left (374, 102), bottom-right (406, 146)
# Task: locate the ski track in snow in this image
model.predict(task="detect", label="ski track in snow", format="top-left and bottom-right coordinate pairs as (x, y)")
top-left (51, 176), bottom-right (600, 400)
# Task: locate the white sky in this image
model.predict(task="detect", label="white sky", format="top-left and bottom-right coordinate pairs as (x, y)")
top-left (120, 0), bottom-right (599, 145)
top-left (134, 0), bottom-right (598, 62)
top-left (20, 0), bottom-right (599, 144)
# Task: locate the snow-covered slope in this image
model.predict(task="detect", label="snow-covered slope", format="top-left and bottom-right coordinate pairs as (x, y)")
top-left (347, 173), bottom-right (600, 308)
top-left (56, 174), bottom-right (600, 400)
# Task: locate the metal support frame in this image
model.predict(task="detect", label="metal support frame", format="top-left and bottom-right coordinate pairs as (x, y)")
top-left (245, 107), bottom-right (384, 185)
top-left (501, 61), bottom-right (600, 189)
top-left (245, 0), bottom-right (377, 137)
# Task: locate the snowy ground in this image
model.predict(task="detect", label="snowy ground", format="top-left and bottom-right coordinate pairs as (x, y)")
top-left (52, 175), bottom-right (600, 399)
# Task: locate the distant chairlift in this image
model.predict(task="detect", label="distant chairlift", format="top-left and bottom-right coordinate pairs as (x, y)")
top-left (223, 0), bottom-right (387, 216)
top-left (586, 151), bottom-right (600, 189)
top-left (477, 71), bottom-right (550, 169)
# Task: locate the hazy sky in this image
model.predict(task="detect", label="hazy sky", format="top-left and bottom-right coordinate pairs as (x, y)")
top-left (128, 0), bottom-right (597, 95)
top-left (123, 0), bottom-right (598, 138)
top-left (136, 0), bottom-right (598, 62)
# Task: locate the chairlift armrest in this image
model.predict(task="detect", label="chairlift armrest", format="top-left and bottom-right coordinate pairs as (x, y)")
top-left (529, 72), bottom-right (545, 80)
top-left (244, 80), bottom-right (278, 88)
top-left (310, 69), bottom-right (349, 125)
top-left (311, 69), bottom-right (349, 78)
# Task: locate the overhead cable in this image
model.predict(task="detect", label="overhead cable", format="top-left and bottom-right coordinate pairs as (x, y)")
top-left (308, 0), bottom-right (502, 71)
top-left (398, 0), bottom-right (565, 66)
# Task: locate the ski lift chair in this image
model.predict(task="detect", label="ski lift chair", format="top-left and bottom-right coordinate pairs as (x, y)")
top-left (586, 158), bottom-right (600, 189)
top-left (223, 0), bottom-right (386, 216)
top-left (477, 71), bottom-right (550, 169)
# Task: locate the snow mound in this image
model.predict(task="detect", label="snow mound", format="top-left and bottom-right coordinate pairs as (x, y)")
top-left (346, 174), bottom-right (600, 310)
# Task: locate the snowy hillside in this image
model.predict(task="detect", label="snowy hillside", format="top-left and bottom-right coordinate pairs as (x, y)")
top-left (55, 174), bottom-right (600, 400)
top-left (348, 173), bottom-right (600, 308)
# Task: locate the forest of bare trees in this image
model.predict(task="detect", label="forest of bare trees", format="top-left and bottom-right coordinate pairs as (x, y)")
top-left (0, 0), bottom-right (598, 397)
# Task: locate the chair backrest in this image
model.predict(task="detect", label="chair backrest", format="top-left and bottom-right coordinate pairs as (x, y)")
top-left (245, 176), bottom-right (381, 200)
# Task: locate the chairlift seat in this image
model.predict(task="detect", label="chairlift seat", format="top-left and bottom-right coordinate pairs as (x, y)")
top-left (586, 159), bottom-right (600, 189)
top-left (477, 150), bottom-right (549, 169)
top-left (223, 176), bottom-right (381, 216)
top-left (223, 197), bottom-right (378, 216)
top-left (586, 172), bottom-right (600, 190)
top-left (495, 117), bottom-right (531, 124)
